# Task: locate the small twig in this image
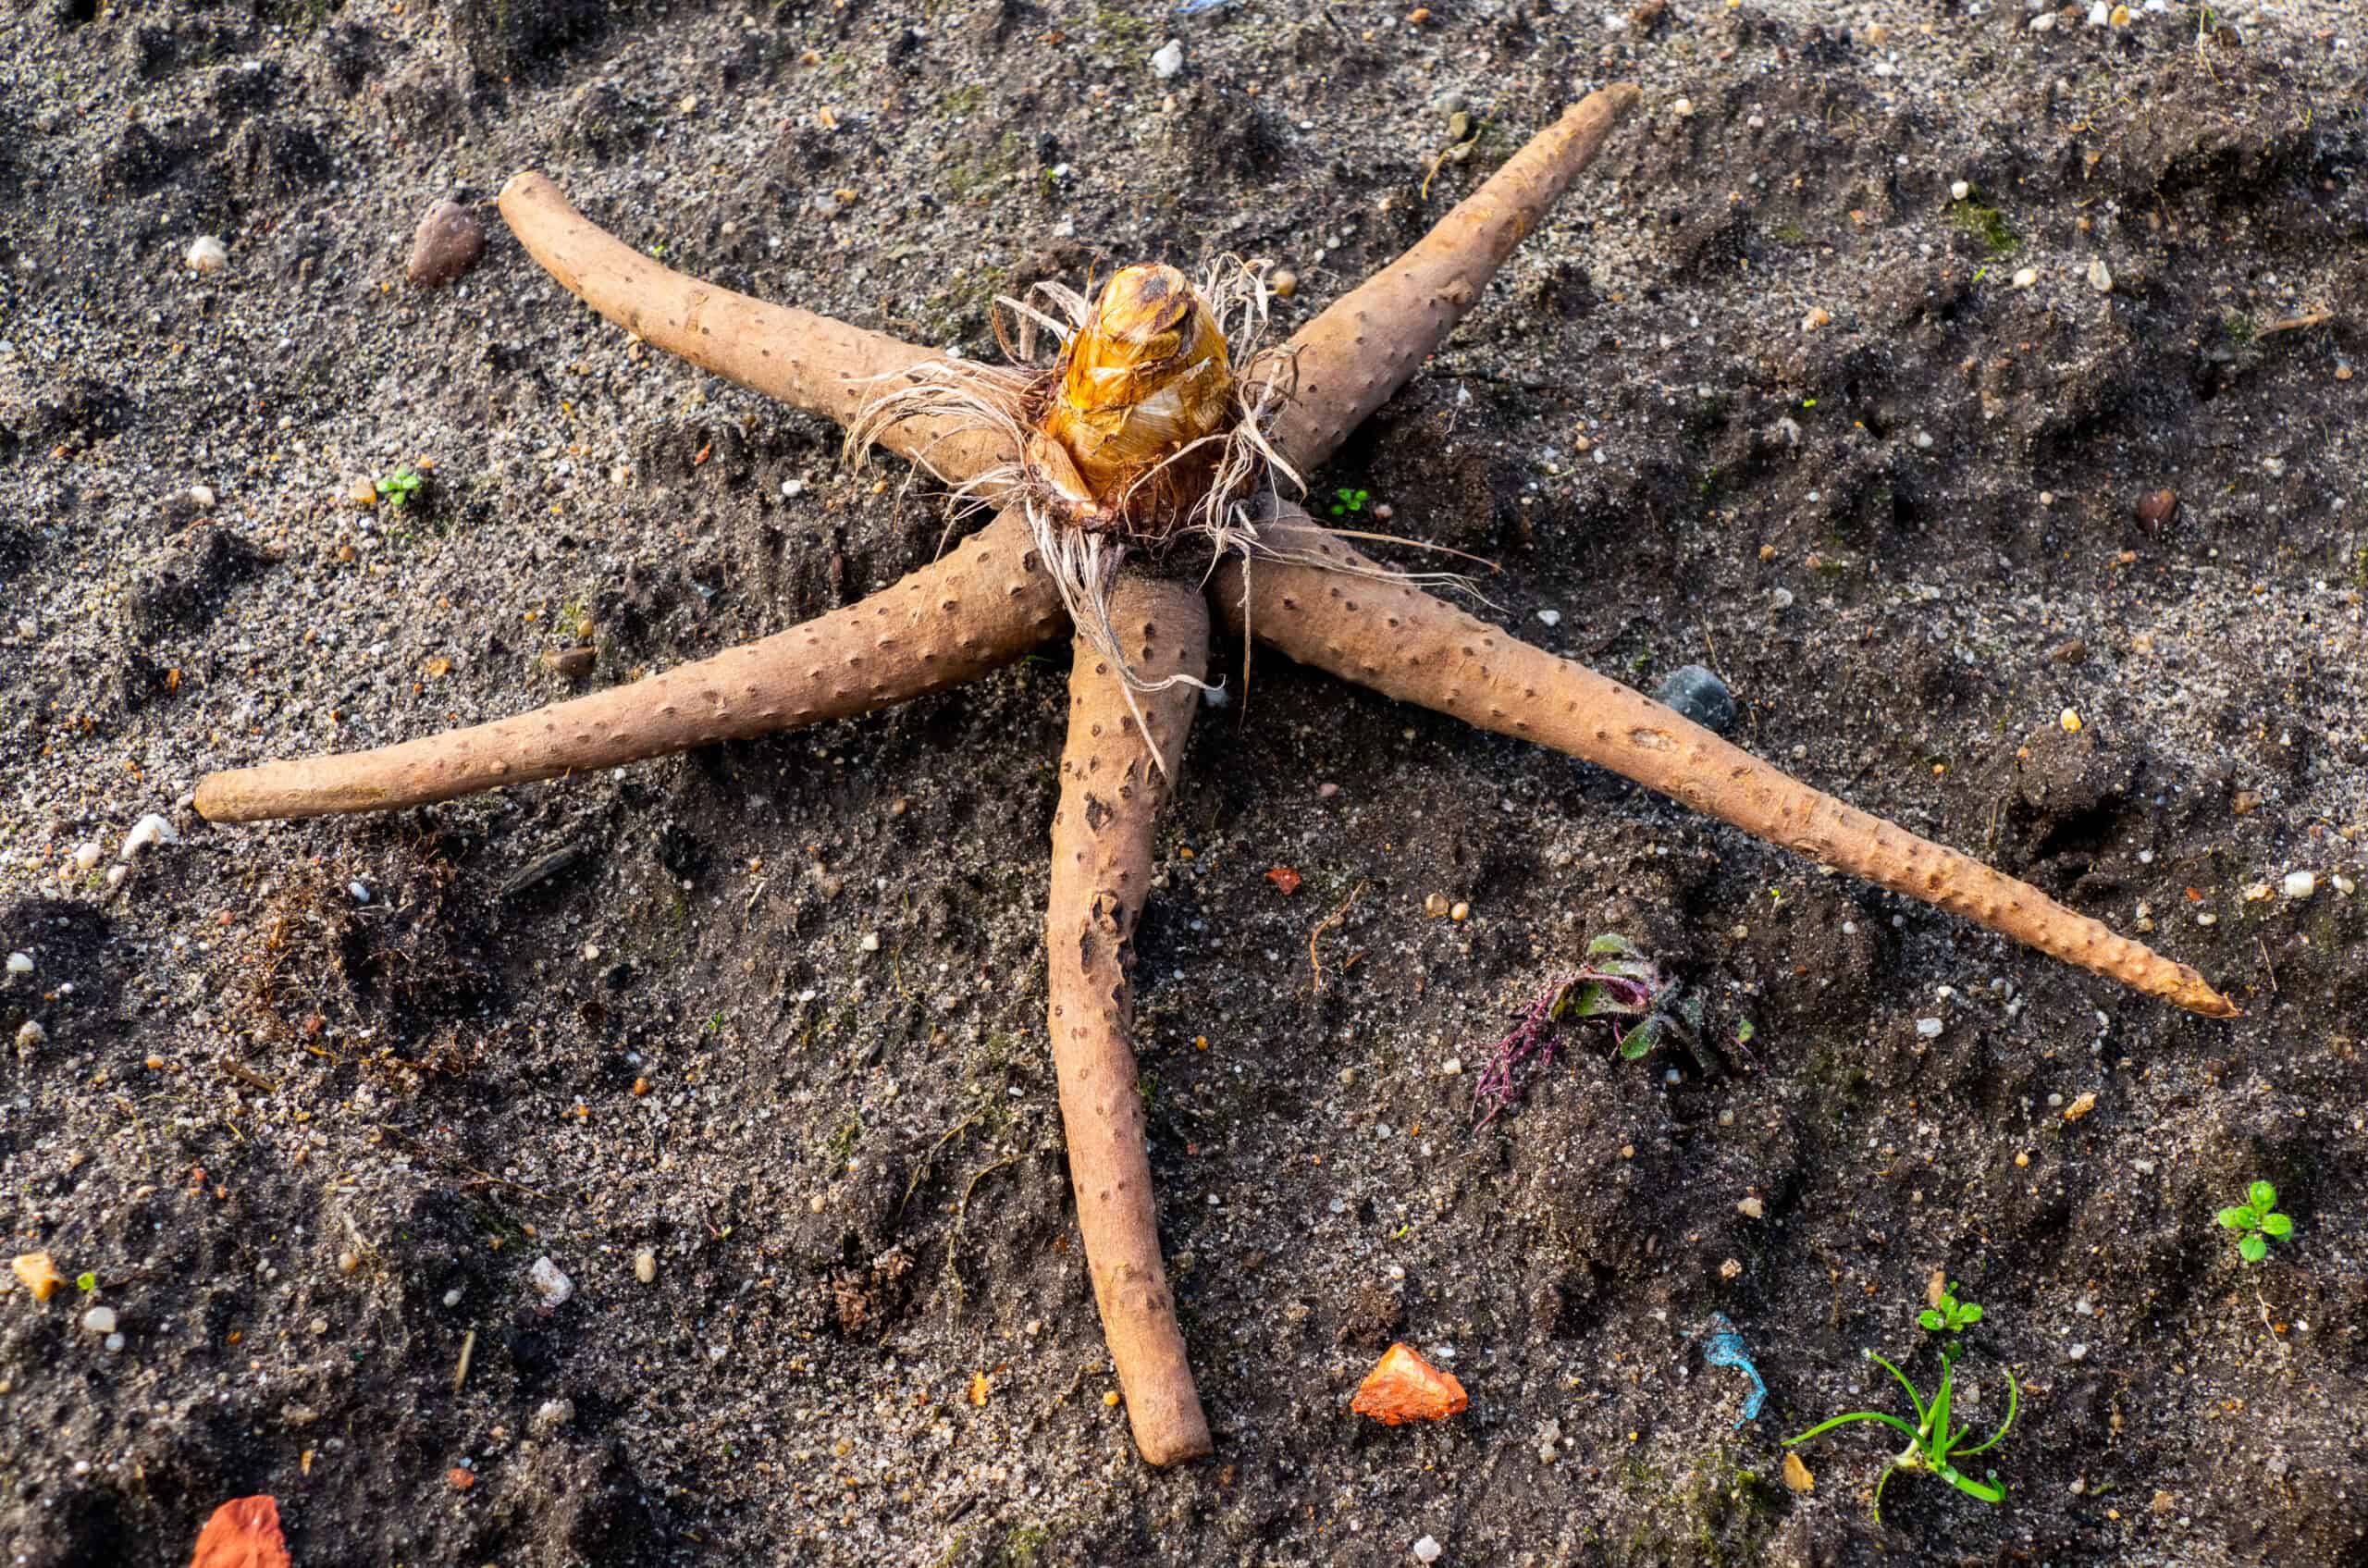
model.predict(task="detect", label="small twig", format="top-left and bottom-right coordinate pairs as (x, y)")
top-left (2255, 309), bottom-right (2334, 338)
top-left (1308, 879), bottom-right (1371, 993)
top-left (452, 1327), bottom-right (477, 1393)
top-left (2258, 934), bottom-right (2278, 994)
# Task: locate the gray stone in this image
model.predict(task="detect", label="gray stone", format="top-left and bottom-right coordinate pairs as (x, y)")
top-left (1653, 664), bottom-right (1736, 735)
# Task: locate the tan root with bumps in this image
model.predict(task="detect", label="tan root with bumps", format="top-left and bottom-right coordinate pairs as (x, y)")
top-left (1046, 576), bottom-right (1213, 1464)
top-left (193, 81), bottom-right (2233, 1467)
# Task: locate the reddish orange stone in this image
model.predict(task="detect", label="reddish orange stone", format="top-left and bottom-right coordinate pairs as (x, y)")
top-left (1351, 1342), bottom-right (1469, 1426)
top-left (189, 1496), bottom-right (290, 1568)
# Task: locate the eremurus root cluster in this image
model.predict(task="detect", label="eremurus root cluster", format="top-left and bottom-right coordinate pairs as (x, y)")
top-left (192, 82), bottom-right (2233, 1468)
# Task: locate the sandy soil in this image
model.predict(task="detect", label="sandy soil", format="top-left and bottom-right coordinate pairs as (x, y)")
top-left (4, 0), bottom-right (2366, 1562)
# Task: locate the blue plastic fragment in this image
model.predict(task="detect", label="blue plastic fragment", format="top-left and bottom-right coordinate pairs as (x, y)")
top-left (1700, 1313), bottom-right (1767, 1427)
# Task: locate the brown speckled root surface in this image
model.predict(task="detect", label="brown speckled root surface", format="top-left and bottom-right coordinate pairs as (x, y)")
top-left (1261, 84), bottom-right (1639, 474)
top-left (195, 508), bottom-right (1061, 821)
top-left (500, 172), bottom-right (1019, 489)
top-left (1215, 511), bottom-right (2235, 1019)
top-left (1045, 576), bottom-right (1212, 1466)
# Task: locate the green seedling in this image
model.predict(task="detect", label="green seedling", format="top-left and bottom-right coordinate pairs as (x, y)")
top-left (76, 1271), bottom-right (96, 1293)
top-left (375, 466), bottom-right (426, 510)
top-left (1327, 487), bottom-right (1370, 517)
top-left (2217, 1180), bottom-right (2291, 1264)
top-left (1789, 1293), bottom-right (2017, 1522)
top-left (1919, 1281), bottom-right (1983, 1341)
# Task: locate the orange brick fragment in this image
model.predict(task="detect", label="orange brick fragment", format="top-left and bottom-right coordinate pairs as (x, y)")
top-left (189, 1495), bottom-right (291, 1568)
top-left (1351, 1342), bottom-right (1468, 1426)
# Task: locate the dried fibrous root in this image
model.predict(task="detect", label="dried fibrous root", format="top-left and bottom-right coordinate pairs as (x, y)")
top-left (1213, 512), bottom-right (2238, 1019)
top-left (498, 171), bottom-right (1018, 491)
top-left (1046, 574), bottom-right (1213, 1466)
top-left (1257, 83), bottom-right (1641, 475)
top-left (194, 509), bottom-right (1062, 822)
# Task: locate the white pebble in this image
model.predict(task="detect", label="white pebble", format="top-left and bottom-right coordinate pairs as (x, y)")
top-left (2012, 266), bottom-right (2039, 289)
top-left (16, 1019), bottom-right (44, 1051)
top-left (780, 478), bottom-right (806, 498)
top-left (2087, 258), bottom-right (2115, 293)
top-left (857, 932), bottom-right (881, 953)
top-left (1439, 1057), bottom-right (1462, 1077)
top-left (1151, 39), bottom-right (1185, 79)
top-left (82, 1306), bottom-right (117, 1335)
top-left (2029, 11), bottom-right (2057, 29)
top-left (528, 1256), bottom-right (575, 1308)
top-left (186, 235), bottom-right (228, 273)
top-left (1769, 587), bottom-right (1794, 611)
top-left (1950, 179), bottom-right (1971, 202)
top-left (105, 866), bottom-right (129, 889)
top-left (634, 1249), bottom-right (658, 1284)
top-left (2335, 874), bottom-right (2356, 896)
top-left (120, 814), bottom-right (178, 861)
top-left (348, 881), bottom-right (372, 904)
top-left (6, 953), bottom-right (30, 975)
top-left (1671, 97), bottom-right (1695, 117)
top-left (443, 1286), bottom-right (464, 1307)
top-left (2087, 0), bottom-right (2110, 21)
top-left (104, 1333), bottom-right (126, 1352)
top-left (2281, 870), bottom-right (2316, 900)
top-left (1916, 1017), bottom-right (1943, 1038)
top-left (2066, 1342), bottom-right (2089, 1362)
top-left (1412, 1537), bottom-right (1444, 1565)
top-left (532, 1398), bottom-right (576, 1435)
top-left (189, 484), bottom-right (216, 509)
top-left (1535, 609), bottom-right (1562, 627)
top-left (72, 843), bottom-right (103, 870)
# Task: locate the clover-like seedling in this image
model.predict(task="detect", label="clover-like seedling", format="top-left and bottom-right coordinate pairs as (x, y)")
top-left (1327, 486), bottom-right (1370, 517)
top-left (2217, 1180), bottom-right (2292, 1264)
top-left (1788, 1296), bottom-right (2017, 1523)
top-left (375, 466), bottom-right (426, 510)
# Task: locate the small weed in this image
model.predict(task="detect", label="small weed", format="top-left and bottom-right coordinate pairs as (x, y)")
top-left (76, 1271), bottom-right (96, 1293)
top-left (2223, 311), bottom-right (2259, 346)
top-left (1328, 487), bottom-right (1371, 517)
top-left (375, 466), bottom-right (426, 510)
top-left (2217, 1179), bottom-right (2292, 1264)
top-left (1788, 1289), bottom-right (2017, 1522)
top-left (1947, 199), bottom-right (2018, 256)
top-left (1471, 933), bottom-right (1757, 1126)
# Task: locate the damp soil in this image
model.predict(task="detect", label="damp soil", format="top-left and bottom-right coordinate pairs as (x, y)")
top-left (4, 1), bottom-right (2367, 1564)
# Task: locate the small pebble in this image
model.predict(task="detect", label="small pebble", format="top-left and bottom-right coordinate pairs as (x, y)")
top-left (1736, 1196), bottom-right (1765, 1219)
top-left (1150, 39), bottom-right (1185, 79)
top-left (2029, 10), bottom-right (2057, 29)
top-left (2134, 488), bottom-right (2180, 529)
top-left (2086, 0), bottom-right (2109, 22)
top-left (186, 235), bottom-right (228, 274)
top-left (82, 1306), bottom-right (117, 1335)
top-left (72, 843), bottom-right (103, 870)
top-left (2011, 266), bottom-right (2039, 289)
top-left (2334, 874), bottom-right (2356, 896)
top-left (532, 1398), bottom-right (576, 1436)
top-left (120, 814), bottom-right (178, 861)
top-left (1915, 1017), bottom-right (1943, 1039)
top-left (17, 1019), bottom-right (46, 1054)
top-left (634, 1249), bottom-right (658, 1284)
top-left (338, 1252), bottom-right (359, 1275)
top-left (1449, 901), bottom-right (1470, 923)
top-left (1424, 893), bottom-right (1450, 919)
top-left (1269, 268), bottom-right (1298, 300)
top-left (542, 646), bottom-right (598, 681)
top-left (780, 478), bottom-right (807, 499)
top-left (1653, 665), bottom-right (1736, 735)
top-left (1799, 305), bottom-right (1831, 332)
top-left (104, 1332), bottom-right (126, 1352)
top-left (527, 1256), bottom-right (574, 1308)
top-left (189, 484), bottom-right (216, 509)
top-left (2067, 1343), bottom-right (2089, 1362)
top-left (1412, 1537), bottom-right (1444, 1566)
top-left (105, 866), bottom-right (129, 889)
top-left (857, 932), bottom-right (881, 953)
top-left (1535, 608), bottom-right (1562, 627)
top-left (1950, 179), bottom-right (1971, 202)
top-left (2087, 258), bottom-right (2115, 293)
top-left (5, 953), bottom-right (30, 975)
top-left (406, 200), bottom-right (486, 289)
top-left (2282, 870), bottom-right (2316, 900)
top-left (2059, 709), bottom-right (2082, 734)
top-left (1671, 97), bottom-right (1694, 117)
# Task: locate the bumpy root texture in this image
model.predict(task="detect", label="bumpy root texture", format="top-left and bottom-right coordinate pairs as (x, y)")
top-left (194, 510), bottom-right (1062, 822)
top-left (1213, 514), bottom-right (2238, 1019)
top-left (1259, 84), bottom-right (1639, 473)
top-left (499, 171), bottom-right (1017, 489)
top-left (1046, 575), bottom-right (1213, 1465)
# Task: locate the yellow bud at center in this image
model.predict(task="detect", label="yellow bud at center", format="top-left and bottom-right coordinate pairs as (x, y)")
top-left (1036, 265), bottom-right (1234, 522)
